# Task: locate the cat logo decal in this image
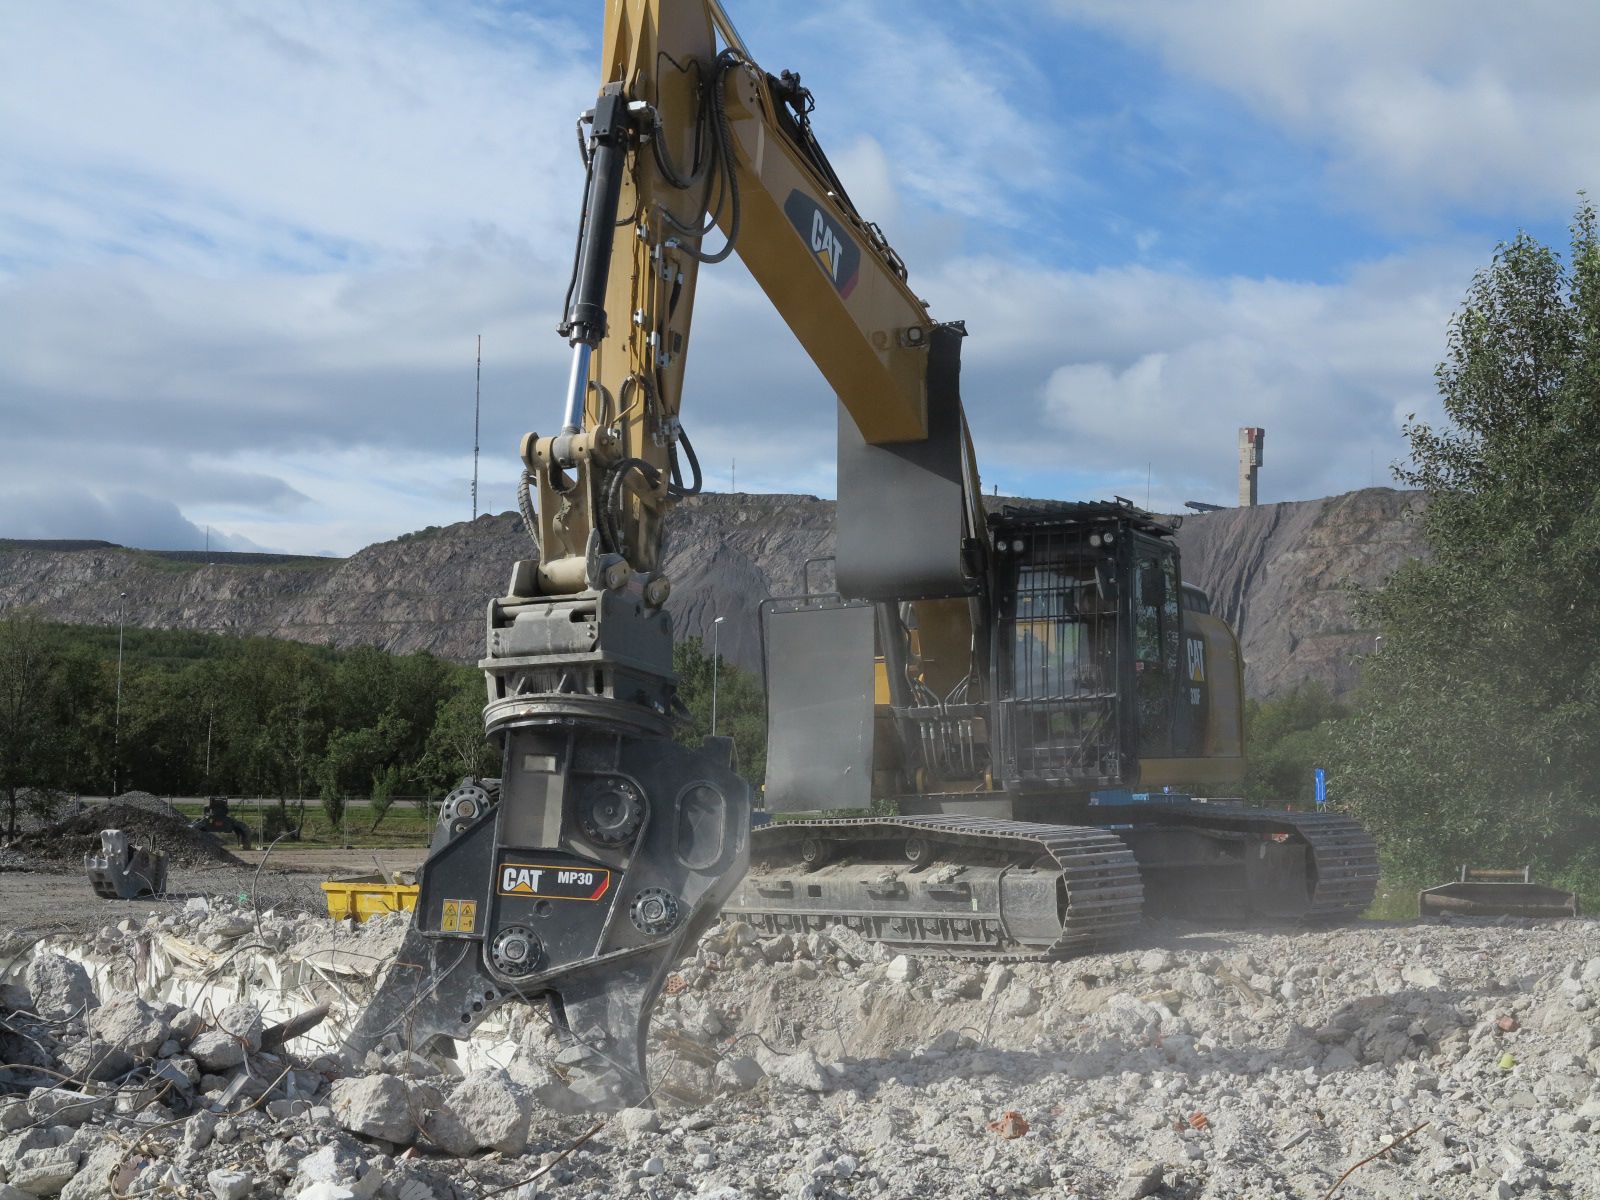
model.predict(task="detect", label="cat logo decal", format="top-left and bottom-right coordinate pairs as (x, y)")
top-left (783, 190), bottom-right (861, 298)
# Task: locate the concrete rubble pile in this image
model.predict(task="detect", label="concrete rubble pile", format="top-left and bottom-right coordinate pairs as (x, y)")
top-left (1, 896), bottom-right (1597, 1198)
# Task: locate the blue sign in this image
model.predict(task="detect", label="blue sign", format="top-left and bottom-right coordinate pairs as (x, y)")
top-left (1314, 767), bottom-right (1327, 808)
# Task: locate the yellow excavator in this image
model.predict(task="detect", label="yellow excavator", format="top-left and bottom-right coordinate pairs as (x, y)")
top-left (347, 0), bottom-right (1377, 1099)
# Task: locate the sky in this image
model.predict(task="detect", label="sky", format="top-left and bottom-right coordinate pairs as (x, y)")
top-left (2, 0), bottom-right (1596, 556)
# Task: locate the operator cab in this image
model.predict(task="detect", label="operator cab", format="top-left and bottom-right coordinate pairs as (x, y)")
top-left (989, 500), bottom-right (1193, 795)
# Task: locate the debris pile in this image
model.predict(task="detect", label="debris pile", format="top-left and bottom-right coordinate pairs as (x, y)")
top-left (0, 898), bottom-right (1596, 1198)
top-left (11, 802), bottom-right (242, 870)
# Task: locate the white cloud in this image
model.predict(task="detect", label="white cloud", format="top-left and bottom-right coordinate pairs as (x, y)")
top-left (0, 486), bottom-right (271, 552)
top-left (745, 3), bottom-right (1062, 235)
top-left (0, 0), bottom-right (592, 271)
top-left (915, 247), bottom-right (1472, 507)
top-left (0, 218), bottom-right (1477, 553)
top-left (1056, 0), bottom-right (1600, 218)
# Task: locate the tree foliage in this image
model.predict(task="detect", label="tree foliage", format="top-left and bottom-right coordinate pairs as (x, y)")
top-left (0, 618), bottom-right (772, 818)
top-left (0, 621), bottom-right (488, 811)
top-left (671, 636), bottom-right (766, 790)
top-left (0, 612), bottom-right (71, 837)
top-left (1334, 199), bottom-right (1600, 888)
top-left (1243, 683), bottom-right (1347, 807)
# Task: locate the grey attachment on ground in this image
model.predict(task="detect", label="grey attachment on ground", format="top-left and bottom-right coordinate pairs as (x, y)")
top-left (83, 828), bottom-right (168, 900)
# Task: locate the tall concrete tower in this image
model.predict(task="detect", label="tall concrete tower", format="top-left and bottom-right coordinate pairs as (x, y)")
top-left (1238, 426), bottom-right (1264, 507)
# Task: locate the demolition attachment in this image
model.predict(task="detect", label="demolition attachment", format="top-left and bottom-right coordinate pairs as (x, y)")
top-left (347, 584), bottom-right (749, 1104)
top-left (85, 829), bottom-right (169, 900)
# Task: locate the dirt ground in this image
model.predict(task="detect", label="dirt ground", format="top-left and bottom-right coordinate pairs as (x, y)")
top-left (0, 847), bottom-right (427, 938)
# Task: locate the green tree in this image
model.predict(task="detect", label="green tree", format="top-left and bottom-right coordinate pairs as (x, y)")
top-left (215, 641), bottom-right (333, 804)
top-left (368, 763), bottom-right (403, 833)
top-left (319, 706), bottom-right (411, 811)
top-left (1243, 683), bottom-right (1348, 806)
top-left (417, 671), bottom-right (498, 794)
top-left (1334, 198), bottom-right (1600, 893)
top-left (0, 613), bottom-right (69, 837)
top-left (672, 636), bottom-right (766, 789)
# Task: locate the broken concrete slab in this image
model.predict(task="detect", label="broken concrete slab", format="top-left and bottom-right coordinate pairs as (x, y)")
top-left (214, 1003), bottom-right (263, 1053)
top-left (206, 1169), bottom-right (252, 1200)
top-left (26, 1089), bottom-right (108, 1128)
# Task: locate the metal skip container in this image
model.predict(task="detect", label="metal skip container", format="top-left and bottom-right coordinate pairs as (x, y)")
top-left (1418, 865), bottom-right (1579, 919)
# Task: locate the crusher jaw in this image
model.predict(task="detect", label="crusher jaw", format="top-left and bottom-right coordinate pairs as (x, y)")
top-left (347, 583), bottom-right (750, 1107)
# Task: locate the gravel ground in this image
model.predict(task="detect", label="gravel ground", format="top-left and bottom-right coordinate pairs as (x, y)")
top-left (0, 849), bottom-right (426, 937)
top-left (1, 903), bottom-right (1596, 1200)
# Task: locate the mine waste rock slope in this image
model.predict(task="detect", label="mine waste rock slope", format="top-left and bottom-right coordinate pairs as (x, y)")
top-left (0, 894), bottom-right (1596, 1199)
top-left (1172, 487), bottom-right (1427, 698)
top-left (0, 488), bottom-right (1425, 698)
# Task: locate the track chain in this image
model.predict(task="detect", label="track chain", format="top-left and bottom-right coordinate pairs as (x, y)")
top-left (745, 816), bottom-right (1144, 961)
top-left (739, 806), bottom-right (1379, 960)
top-left (1138, 804), bottom-right (1380, 918)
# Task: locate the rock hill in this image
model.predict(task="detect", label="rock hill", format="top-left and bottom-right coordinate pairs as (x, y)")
top-left (0, 488), bottom-right (1425, 699)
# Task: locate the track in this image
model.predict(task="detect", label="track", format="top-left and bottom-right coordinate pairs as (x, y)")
top-left (731, 816), bottom-right (1143, 961)
top-left (1137, 804), bottom-right (1380, 918)
top-left (728, 807), bottom-right (1379, 961)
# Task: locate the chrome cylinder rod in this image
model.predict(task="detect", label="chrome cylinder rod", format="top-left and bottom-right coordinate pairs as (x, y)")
top-left (561, 341), bottom-right (591, 435)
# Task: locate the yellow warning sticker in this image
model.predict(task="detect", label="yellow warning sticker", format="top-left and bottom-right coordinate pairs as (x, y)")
top-left (439, 899), bottom-right (478, 934)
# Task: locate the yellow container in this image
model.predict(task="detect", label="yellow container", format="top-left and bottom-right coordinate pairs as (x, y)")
top-left (320, 875), bottom-right (420, 923)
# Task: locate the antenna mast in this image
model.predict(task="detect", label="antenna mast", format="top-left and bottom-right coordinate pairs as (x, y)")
top-left (472, 334), bottom-right (482, 520)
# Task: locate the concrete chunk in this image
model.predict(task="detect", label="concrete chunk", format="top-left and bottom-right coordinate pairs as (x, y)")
top-left (187, 1031), bottom-right (246, 1073)
top-left (180, 1109), bottom-right (217, 1154)
top-left (446, 1074), bottom-right (530, 1154)
top-left (825, 926), bottom-right (873, 965)
top-left (1001, 984), bottom-right (1041, 1018)
top-left (206, 1170), bottom-right (252, 1200)
top-left (714, 1056), bottom-right (765, 1092)
top-left (330, 1075), bottom-right (415, 1144)
top-left (416, 1105), bottom-right (476, 1157)
top-left (214, 1004), bottom-right (263, 1053)
top-left (59, 1140), bottom-right (127, 1200)
top-left (1138, 949), bottom-right (1176, 975)
top-left (294, 1141), bottom-right (369, 1191)
top-left (886, 955), bottom-right (919, 984)
top-left (612, 1107), bottom-right (660, 1138)
top-left (86, 994), bottom-right (167, 1057)
top-left (982, 964), bottom-right (1012, 1001)
top-left (26, 1089), bottom-right (107, 1128)
top-left (10, 1148), bottom-right (81, 1197)
top-left (768, 1048), bottom-right (837, 1094)
top-left (23, 956), bottom-right (96, 1023)
top-left (1120, 1160), bottom-right (1165, 1200)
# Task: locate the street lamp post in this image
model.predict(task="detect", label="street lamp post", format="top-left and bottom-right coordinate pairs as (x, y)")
top-left (710, 616), bottom-right (726, 737)
top-left (114, 591), bottom-right (127, 796)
